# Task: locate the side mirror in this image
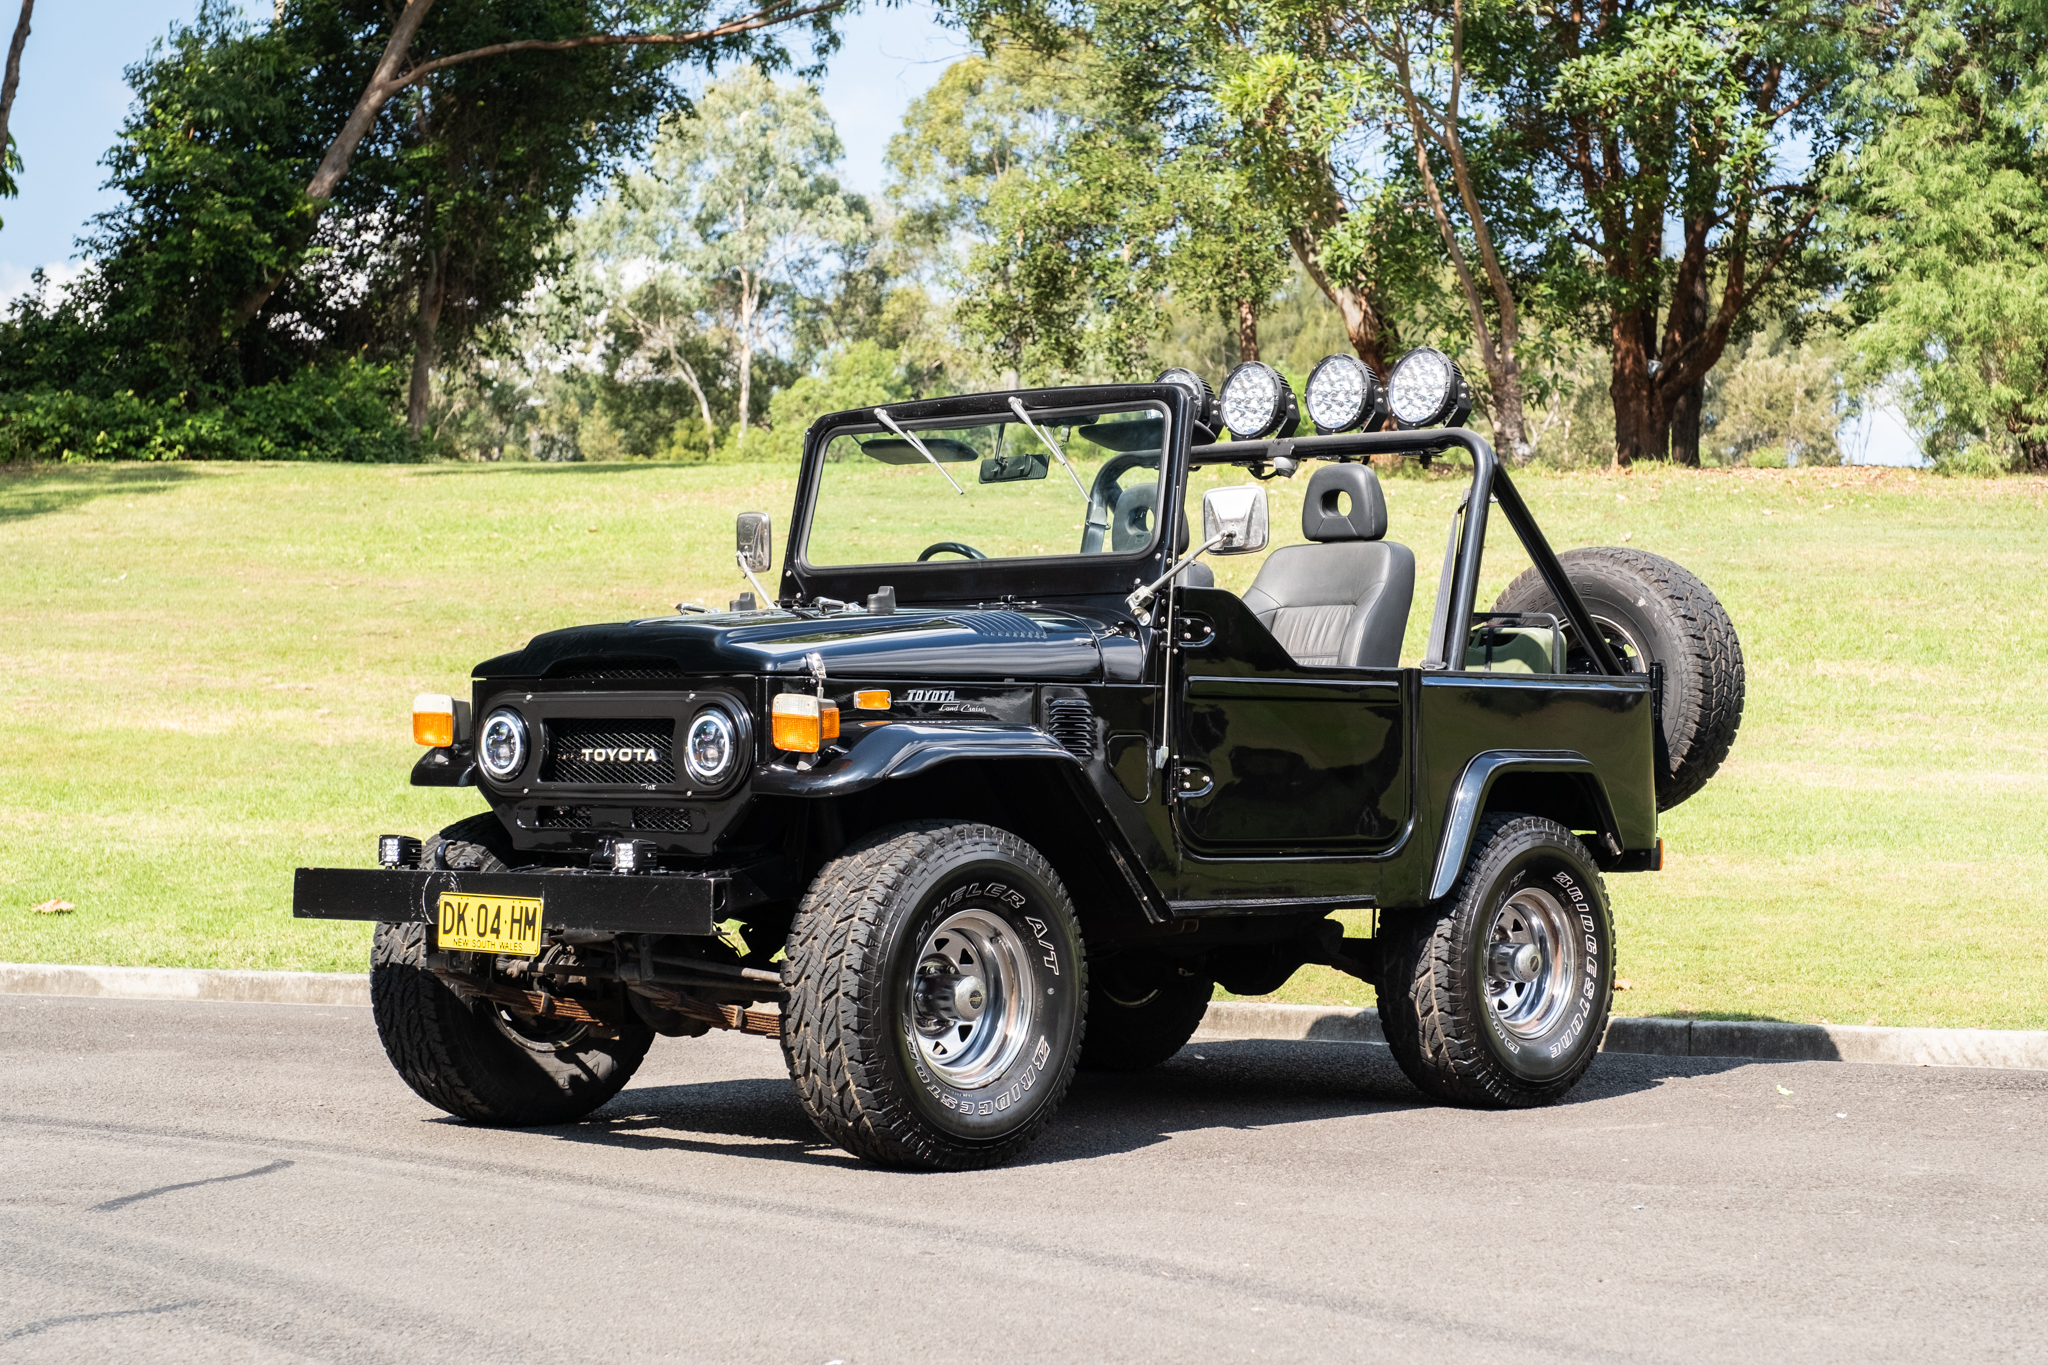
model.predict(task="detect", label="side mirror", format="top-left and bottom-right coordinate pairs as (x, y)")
top-left (1201, 485), bottom-right (1269, 555)
top-left (736, 512), bottom-right (773, 573)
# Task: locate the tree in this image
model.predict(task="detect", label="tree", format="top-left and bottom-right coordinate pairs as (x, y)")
top-left (1494, 0), bottom-right (1856, 464)
top-left (1833, 0), bottom-right (2048, 471)
top-left (0, 0), bottom-right (31, 215)
top-left (583, 67), bottom-right (869, 441)
top-left (229, 0), bottom-right (852, 339)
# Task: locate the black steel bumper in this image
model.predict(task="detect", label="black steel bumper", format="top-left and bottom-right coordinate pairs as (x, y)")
top-left (292, 867), bottom-right (732, 936)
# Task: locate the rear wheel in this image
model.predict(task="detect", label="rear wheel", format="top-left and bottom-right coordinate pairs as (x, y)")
top-left (1079, 957), bottom-right (1211, 1072)
top-left (1377, 814), bottom-right (1613, 1108)
top-left (368, 817), bottom-right (653, 1126)
top-left (781, 821), bottom-right (1086, 1170)
top-left (1493, 547), bottom-right (1744, 809)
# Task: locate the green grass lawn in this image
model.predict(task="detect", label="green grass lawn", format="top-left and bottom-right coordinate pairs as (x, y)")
top-left (3, 458), bottom-right (2044, 1028)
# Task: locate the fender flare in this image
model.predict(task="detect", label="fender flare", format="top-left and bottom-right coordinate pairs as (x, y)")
top-left (1428, 749), bottom-right (1622, 901)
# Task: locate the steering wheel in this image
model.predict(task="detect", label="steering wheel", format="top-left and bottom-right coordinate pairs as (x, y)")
top-left (917, 541), bottom-right (988, 561)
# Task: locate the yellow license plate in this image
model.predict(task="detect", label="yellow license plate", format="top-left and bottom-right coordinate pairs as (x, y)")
top-left (434, 892), bottom-right (543, 957)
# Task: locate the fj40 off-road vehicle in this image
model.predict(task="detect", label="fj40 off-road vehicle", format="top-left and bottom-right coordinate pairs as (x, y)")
top-left (294, 351), bottom-right (1744, 1170)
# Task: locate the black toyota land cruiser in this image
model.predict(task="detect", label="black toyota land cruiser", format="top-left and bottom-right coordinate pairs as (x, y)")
top-left (295, 352), bottom-right (1744, 1170)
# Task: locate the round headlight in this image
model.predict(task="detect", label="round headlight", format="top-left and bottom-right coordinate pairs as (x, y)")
top-left (682, 706), bottom-right (741, 787)
top-left (1304, 353), bottom-right (1387, 434)
top-left (1387, 347), bottom-right (1473, 429)
top-left (1219, 361), bottom-right (1299, 440)
top-left (478, 708), bottom-right (528, 781)
top-left (1155, 367), bottom-right (1219, 429)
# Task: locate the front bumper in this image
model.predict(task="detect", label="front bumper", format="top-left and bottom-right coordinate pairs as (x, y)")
top-left (292, 866), bottom-right (747, 936)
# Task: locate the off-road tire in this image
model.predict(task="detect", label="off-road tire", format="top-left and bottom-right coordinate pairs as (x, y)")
top-left (1079, 959), bottom-right (1212, 1072)
top-left (781, 820), bottom-right (1087, 1170)
top-left (1377, 814), bottom-right (1613, 1108)
top-left (1493, 547), bottom-right (1743, 809)
top-left (368, 819), bottom-right (653, 1126)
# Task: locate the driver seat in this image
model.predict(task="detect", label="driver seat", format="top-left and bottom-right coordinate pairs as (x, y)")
top-left (1242, 463), bottom-right (1413, 668)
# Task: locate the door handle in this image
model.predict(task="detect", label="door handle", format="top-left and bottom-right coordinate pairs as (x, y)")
top-left (1173, 763), bottom-right (1214, 800)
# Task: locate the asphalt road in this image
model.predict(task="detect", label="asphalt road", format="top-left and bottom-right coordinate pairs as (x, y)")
top-left (2, 995), bottom-right (2042, 1364)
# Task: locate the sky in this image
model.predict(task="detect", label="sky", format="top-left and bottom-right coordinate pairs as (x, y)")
top-left (0, 1), bottom-right (1923, 464)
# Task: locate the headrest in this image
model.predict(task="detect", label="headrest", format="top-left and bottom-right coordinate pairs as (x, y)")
top-left (1300, 462), bottom-right (1388, 542)
top-left (1111, 482), bottom-right (1158, 553)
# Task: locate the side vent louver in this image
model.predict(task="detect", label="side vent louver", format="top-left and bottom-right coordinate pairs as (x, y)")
top-left (1046, 698), bottom-right (1096, 759)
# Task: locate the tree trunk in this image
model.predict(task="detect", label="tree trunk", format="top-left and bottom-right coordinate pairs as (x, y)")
top-left (1609, 306), bottom-right (1658, 467)
top-left (407, 249), bottom-right (446, 436)
top-left (0, 0), bottom-right (33, 160)
top-left (735, 267), bottom-right (756, 440)
top-left (1235, 297), bottom-right (1259, 364)
top-left (1290, 229), bottom-right (1396, 376)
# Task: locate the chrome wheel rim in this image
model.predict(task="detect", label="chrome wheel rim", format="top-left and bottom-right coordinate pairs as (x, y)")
top-left (907, 908), bottom-right (1033, 1090)
top-left (1484, 888), bottom-right (1581, 1039)
top-left (1590, 613), bottom-right (1646, 672)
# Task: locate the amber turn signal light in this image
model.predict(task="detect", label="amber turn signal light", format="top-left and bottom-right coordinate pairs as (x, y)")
top-left (412, 693), bottom-right (456, 748)
top-left (771, 693), bottom-right (841, 752)
top-left (853, 690), bottom-right (891, 710)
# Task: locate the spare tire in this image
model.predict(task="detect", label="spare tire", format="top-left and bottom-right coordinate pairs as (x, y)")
top-left (1492, 548), bottom-right (1743, 810)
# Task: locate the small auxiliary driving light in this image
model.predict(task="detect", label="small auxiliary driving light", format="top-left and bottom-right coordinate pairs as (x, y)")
top-left (609, 838), bottom-right (656, 873)
top-left (412, 693), bottom-right (456, 748)
top-left (1218, 361), bottom-right (1299, 440)
top-left (1387, 347), bottom-right (1473, 429)
top-left (1304, 353), bottom-right (1389, 434)
top-left (771, 692), bottom-right (842, 753)
top-left (378, 834), bottom-right (423, 868)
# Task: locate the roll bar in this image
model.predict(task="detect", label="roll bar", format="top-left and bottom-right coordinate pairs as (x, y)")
top-left (1190, 428), bottom-right (1627, 676)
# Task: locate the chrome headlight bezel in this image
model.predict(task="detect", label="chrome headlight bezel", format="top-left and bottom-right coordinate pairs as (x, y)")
top-left (477, 708), bottom-right (529, 782)
top-left (1387, 347), bottom-right (1473, 430)
top-left (681, 704), bottom-right (744, 788)
top-left (1304, 353), bottom-right (1388, 435)
top-left (1219, 361), bottom-right (1299, 440)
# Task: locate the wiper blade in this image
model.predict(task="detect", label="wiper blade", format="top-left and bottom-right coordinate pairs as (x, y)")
top-left (874, 407), bottom-right (964, 495)
top-left (1007, 396), bottom-right (1087, 497)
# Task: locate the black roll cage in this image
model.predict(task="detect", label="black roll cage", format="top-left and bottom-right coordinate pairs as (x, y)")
top-left (1199, 428), bottom-right (1628, 677)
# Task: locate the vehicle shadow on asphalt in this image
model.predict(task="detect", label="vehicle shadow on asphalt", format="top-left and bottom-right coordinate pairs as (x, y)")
top-left (528, 1041), bottom-right (1758, 1168)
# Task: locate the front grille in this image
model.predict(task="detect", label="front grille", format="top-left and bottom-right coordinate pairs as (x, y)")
top-left (1046, 698), bottom-right (1096, 758)
top-left (536, 805), bottom-right (593, 828)
top-left (632, 806), bottom-right (697, 832)
top-left (541, 719), bottom-right (676, 784)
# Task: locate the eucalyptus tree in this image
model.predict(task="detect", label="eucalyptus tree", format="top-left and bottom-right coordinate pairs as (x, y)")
top-left (1832, 0), bottom-right (2048, 471)
top-left (585, 67), bottom-right (870, 441)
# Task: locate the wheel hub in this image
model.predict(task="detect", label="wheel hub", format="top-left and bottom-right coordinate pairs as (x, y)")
top-left (906, 908), bottom-right (1033, 1090)
top-left (1483, 888), bottom-right (1582, 1039)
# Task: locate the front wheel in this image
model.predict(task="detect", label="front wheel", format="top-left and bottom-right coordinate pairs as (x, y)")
top-left (368, 818), bottom-right (653, 1126)
top-left (781, 821), bottom-right (1087, 1170)
top-left (1377, 814), bottom-right (1613, 1108)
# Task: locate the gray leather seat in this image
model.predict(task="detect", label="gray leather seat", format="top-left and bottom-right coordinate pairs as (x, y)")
top-left (1242, 463), bottom-right (1413, 667)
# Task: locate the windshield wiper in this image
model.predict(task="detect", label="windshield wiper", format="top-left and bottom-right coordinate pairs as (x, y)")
top-left (1007, 396), bottom-right (1088, 497)
top-left (874, 407), bottom-right (964, 495)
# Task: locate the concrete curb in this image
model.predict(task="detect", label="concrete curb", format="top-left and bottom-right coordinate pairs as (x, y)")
top-left (5, 966), bottom-right (2043, 1071)
top-left (0, 962), bottom-right (370, 1008)
top-left (1193, 1001), bottom-right (2048, 1071)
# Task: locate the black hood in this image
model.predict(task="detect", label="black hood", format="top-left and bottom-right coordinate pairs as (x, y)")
top-left (474, 607), bottom-right (1105, 682)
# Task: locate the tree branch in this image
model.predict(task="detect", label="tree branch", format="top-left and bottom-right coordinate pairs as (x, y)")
top-left (0, 0), bottom-right (33, 162)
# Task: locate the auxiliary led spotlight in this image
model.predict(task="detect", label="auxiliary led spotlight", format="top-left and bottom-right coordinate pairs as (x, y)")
top-left (1304, 353), bottom-right (1389, 435)
top-left (1155, 367), bottom-right (1219, 430)
top-left (1218, 361), bottom-right (1299, 441)
top-left (1386, 347), bottom-right (1473, 430)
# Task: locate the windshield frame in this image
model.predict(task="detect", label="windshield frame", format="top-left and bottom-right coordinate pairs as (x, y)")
top-left (783, 384), bottom-right (1195, 606)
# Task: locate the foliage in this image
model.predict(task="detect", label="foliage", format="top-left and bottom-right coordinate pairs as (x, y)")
top-left (0, 360), bottom-right (409, 463)
top-left (1832, 0), bottom-right (2048, 473)
top-left (760, 338), bottom-right (917, 458)
top-left (1709, 332), bottom-right (1845, 466)
top-left (581, 67), bottom-right (871, 444)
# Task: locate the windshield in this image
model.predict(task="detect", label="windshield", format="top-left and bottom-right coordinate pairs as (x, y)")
top-left (802, 401), bottom-right (1171, 568)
